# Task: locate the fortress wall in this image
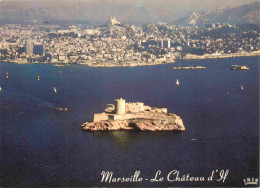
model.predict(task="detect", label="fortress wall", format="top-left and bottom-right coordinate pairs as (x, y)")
top-left (151, 108), bottom-right (167, 113)
top-left (137, 103), bottom-right (144, 111)
top-left (136, 114), bottom-right (170, 121)
top-left (122, 114), bottom-right (136, 119)
top-left (93, 112), bottom-right (172, 123)
top-left (94, 112), bottom-right (173, 123)
top-left (126, 102), bottom-right (144, 113)
top-left (94, 114), bottom-right (109, 122)
top-left (120, 113), bottom-right (171, 122)
top-left (144, 105), bottom-right (152, 111)
top-left (112, 114), bottom-right (125, 121)
top-left (108, 115), bottom-right (116, 120)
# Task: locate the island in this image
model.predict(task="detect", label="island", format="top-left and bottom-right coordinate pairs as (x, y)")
top-left (169, 66), bottom-right (206, 70)
top-left (231, 65), bottom-right (250, 70)
top-left (81, 98), bottom-right (185, 131)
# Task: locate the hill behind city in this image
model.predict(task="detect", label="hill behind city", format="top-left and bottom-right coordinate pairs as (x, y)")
top-left (171, 1), bottom-right (259, 26)
top-left (0, 0), bottom-right (258, 25)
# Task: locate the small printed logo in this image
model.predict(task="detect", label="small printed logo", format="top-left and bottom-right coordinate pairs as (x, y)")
top-left (243, 178), bottom-right (258, 186)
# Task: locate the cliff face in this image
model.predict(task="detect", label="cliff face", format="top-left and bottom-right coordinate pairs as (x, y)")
top-left (81, 117), bottom-right (185, 132)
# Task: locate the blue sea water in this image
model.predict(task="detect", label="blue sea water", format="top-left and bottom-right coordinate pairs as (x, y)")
top-left (0, 56), bottom-right (259, 187)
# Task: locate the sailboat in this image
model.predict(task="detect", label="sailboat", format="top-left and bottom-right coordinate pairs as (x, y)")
top-left (240, 85), bottom-right (244, 90)
top-left (54, 86), bottom-right (57, 93)
top-left (176, 79), bottom-right (179, 86)
top-left (37, 75), bottom-right (40, 81)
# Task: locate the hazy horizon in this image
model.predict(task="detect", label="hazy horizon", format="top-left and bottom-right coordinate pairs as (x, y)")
top-left (0, 0), bottom-right (258, 25)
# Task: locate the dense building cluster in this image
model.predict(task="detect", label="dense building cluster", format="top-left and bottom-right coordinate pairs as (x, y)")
top-left (0, 16), bottom-right (259, 66)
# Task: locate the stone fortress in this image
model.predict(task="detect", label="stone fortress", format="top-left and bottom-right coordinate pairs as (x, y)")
top-left (94, 98), bottom-right (168, 122)
top-left (82, 98), bottom-right (185, 131)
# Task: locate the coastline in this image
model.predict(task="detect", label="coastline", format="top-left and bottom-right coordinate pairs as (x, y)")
top-left (79, 60), bottom-right (175, 68)
top-left (183, 51), bottom-right (260, 60)
top-left (0, 60), bottom-right (176, 67)
top-left (1, 51), bottom-right (259, 67)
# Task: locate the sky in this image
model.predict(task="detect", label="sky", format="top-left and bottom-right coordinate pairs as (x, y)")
top-left (1, 0), bottom-right (256, 8)
top-left (0, 0), bottom-right (258, 24)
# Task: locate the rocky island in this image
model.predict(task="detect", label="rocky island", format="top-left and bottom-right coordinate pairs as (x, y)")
top-left (169, 66), bottom-right (206, 70)
top-left (231, 65), bottom-right (250, 70)
top-left (81, 98), bottom-right (185, 131)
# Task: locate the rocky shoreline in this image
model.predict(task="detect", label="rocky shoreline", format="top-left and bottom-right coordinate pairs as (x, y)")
top-left (81, 116), bottom-right (185, 132)
top-left (183, 51), bottom-right (260, 60)
top-left (79, 60), bottom-right (175, 68)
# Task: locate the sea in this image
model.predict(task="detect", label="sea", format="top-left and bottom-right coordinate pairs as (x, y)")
top-left (0, 56), bottom-right (259, 187)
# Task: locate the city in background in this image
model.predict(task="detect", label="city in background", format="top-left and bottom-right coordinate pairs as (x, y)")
top-left (0, 1), bottom-right (259, 67)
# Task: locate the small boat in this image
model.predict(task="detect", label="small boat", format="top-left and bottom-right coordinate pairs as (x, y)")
top-left (0, 86), bottom-right (2, 91)
top-left (56, 107), bottom-right (68, 111)
top-left (176, 79), bottom-right (179, 86)
top-left (37, 75), bottom-right (40, 81)
top-left (54, 87), bottom-right (57, 93)
top-left (191, 139), bottom-right (197, 141)
top-left (6, 72), bottom-right (8, 79)
top-left (240, 85), bottom-right (244, 90)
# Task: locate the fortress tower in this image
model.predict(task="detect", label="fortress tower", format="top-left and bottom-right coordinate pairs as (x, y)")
top-left (115, 98), bottom-right (125, 115)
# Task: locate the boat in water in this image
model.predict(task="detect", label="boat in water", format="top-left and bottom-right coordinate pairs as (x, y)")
top-left (54, 87), bottom-right (57, 93)
top-left (0, 86), bottom-right (2, 91)
top-left (56, 107), bottom-right (68, 111)
top-left (176, 79), bottom-right (179, 86)
top-left (241, 85), bottom-right (244, 90)
top-left (37, 75), bottom-right (40, 81)
top-left (6, 72), bottom-right (8, 79)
